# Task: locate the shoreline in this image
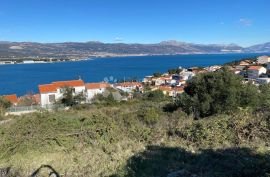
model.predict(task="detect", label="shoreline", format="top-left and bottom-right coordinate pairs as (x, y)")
top-left (0, 52), bottom-right (268, 66)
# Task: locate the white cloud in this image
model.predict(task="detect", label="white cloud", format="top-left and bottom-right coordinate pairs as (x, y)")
top-left (238, 18), bottom-right (253, 26)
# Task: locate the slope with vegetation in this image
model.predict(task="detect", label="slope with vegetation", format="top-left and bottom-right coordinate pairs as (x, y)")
top-left (0, 69), bottom-right (269, 177)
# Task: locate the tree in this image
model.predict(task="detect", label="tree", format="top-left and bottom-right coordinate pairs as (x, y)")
top-left (143, 90), bottom-right (165, 101)
top-left (176, 67), bottom-right (259, 118)
top-left (0, 97), bottom-right (12, 116)
top-left (60, 87), bottom-right (86, 107)
top-left (257, 83), bottom-right (270, 111)
top-left (153, 72), bottom-right (162, 77)
top-left (0, 97), bottom-right (12, 109)
top-left (168, 68), bottom-right (182, 74)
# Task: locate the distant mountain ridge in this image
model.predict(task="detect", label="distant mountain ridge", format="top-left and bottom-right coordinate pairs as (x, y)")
top-left (0, 40), bottom-right (269, 60)
top-left (245, 42), bottom-right (270, 53)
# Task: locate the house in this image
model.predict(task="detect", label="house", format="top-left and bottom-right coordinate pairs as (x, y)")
top-left (205, 65), bottom-right (222, 72)
top-left (23, 60), bottom-right (35, 64)
top-left (180, 71), bottom-right (195, 81)
top-left (235, 65), bottom-right (246, 71)
top-left (239, 60), bottom-right (253, 66)
top-left (158, 86), bottom-right (184, 97)
top-left (154, 76), bottom-right (172, 86)
top-left (38, 80), bottom-right (85, 107)
top-left (3, 94), bottom-right (18, 105)
top-left (115, 82), bottom-right (143, 93)
top-left (158, 86), bottom-right (174, 96)
top-left (143, 76), bottom-right (154, 85)
top-left (85, 82), bottom-right (110, 102)
top-left (247, 66), bottom-right (267, 79)
top-left (174, 87), bottom-right (184, 96)
top-left (257, 56), bottom-right (270, 64)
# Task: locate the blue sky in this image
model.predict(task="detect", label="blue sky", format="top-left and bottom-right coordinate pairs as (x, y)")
top-left (0, 0), bottom-right (269, 46)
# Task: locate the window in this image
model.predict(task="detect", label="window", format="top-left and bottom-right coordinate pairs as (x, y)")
top-left (49, 94), bottom-right (55, 103)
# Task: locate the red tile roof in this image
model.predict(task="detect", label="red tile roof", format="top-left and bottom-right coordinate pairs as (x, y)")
top-left (117, 82), bottom-right (142, 87)
top-left (158, 76), bottom-right (171, 81)
top-left (158, 86), bottom-right (184, 93)
top-left (39, 84), bottom-right (57, 93)
top-left (39, 80), bottom-right (85, 94)
top-left (86, 82), bottom-right (110, 89)
top-left (174, 87), bottom-right (184, 92)
top-left (248, 66), bottom-right (264, 70)
top-left (159, 86), bottom-right (173, 91)
top-left (3, 94), bottom-right (18, 104)
top-left (52, 80), bottom-right (85, 88)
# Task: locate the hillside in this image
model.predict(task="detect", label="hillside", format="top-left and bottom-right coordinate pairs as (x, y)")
top-left (1, 68), bottom-right (270, 177)
top-left (0, 99), bottom-right (269, 177)
top-left (0, 40), bottom-right (269, 61)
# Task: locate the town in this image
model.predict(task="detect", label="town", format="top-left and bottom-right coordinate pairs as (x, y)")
top-left (1, 55), bottom-right (270, 114)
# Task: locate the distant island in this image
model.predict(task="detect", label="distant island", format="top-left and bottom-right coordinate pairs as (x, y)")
top-left (0, 40), bottom-right (270, 64)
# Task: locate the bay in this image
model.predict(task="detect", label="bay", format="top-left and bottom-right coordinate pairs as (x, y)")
top-left (0, 53), bottom-right (267, 96)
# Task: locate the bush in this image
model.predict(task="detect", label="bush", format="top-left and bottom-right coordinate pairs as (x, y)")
top-left (59, 87), bottom-right (86, 107)
top-left (176, 67), bottom-right (260, 118)
top-left (0, 97), bottom-right (12, 109)
top-left (153, 72), bottom-right (162, 77)
top-left (143, 90), bottom-right (165, 101)
top-left (168, 68), bottom-right (182, 74)
top-left (137, 106), bottom-right (160, 125)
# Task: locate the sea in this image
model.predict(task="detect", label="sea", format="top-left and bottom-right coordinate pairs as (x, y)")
top-left (0, 53), bottom-right (268, 96)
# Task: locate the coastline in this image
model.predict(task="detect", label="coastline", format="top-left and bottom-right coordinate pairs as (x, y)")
top-left (1, 52), bottom-right (268, 66)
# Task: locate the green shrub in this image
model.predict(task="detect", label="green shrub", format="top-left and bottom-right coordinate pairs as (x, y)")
top-left (176, 67), bottom-right (260, 118)
top-left (143, 90), bottom-right (165, 101)
top-left (0, 97), bottom-right (12, 109)
top-left (59, 87), bottom-right (86, 107)
top-left (137, 106), bottom-right (160, 125)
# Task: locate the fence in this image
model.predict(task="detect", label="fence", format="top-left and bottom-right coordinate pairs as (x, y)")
top-left (7, 104), bottom-right (65, 113)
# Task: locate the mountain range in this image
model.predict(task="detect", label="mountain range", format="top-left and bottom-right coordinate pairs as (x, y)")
top-left (0, 40), bottom-right (269, 60)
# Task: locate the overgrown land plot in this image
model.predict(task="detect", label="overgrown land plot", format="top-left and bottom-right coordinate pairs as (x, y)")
top-left (0, 69), bottom-right (270, 177)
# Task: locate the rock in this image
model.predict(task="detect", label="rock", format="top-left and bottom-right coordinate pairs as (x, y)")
top-left (0, 167), bottom-right (21, 177)
top-left (0, 167), bottom-right (11, 177)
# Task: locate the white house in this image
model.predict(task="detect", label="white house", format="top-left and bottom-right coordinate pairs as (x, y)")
top-left (23, 60), bottom-right (35, 64)
top-left (158, 86), bottom-right (184, 97)
top-left (257, 56), bottom-right (270, 64)
top-left (115, 82), bottom-right (143, 93)
top-left (180, 71), bottom-right (195, 81)
top-left (205, 65), bottom-right (222, 72)
top-left (85, 82), bottom-right (110, 102)
top-left (154, 76), bottom-right (172, 86)
top-left (143, 76), bottom-right (153, 84)
top-left (38, 80), bottom-right (85, 107)
top-left (247, 66), bottom-right (267, 79)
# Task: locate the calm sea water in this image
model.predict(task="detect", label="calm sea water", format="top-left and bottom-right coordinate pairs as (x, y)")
top-left (0, 53), bottom-right (267, 96)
